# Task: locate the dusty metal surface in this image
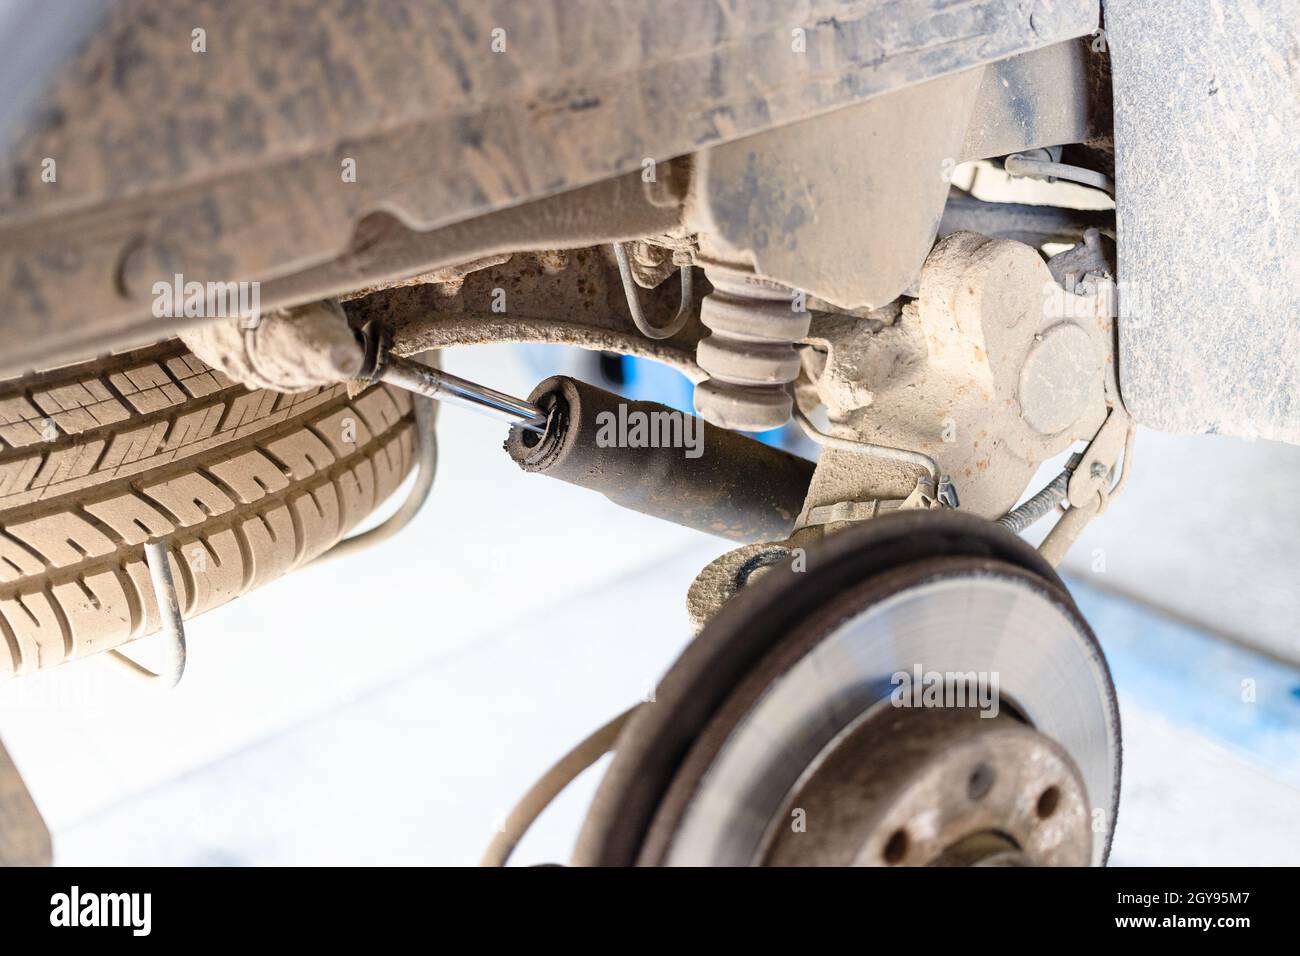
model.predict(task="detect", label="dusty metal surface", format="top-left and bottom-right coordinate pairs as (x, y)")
top-left (505, 376), bottom-right (814, 543)
top-left (574, 510), bottom-right (1103, 866)
top-left (653, 564), bottom-right (1117, 866)
top-left (761, 708), bottom-right (1092, 866)
top-left (960, 36), bottom-right (1110, 161)
top-left (0, 734), bottom-right (51, 865)
top-left (347, 248), bottom-right (707, 380)
top-left (1105, 0), bottom-right (1300, 444)
top-left (686, 32), bottom-right (1109, 430)
top-left (0, 0), bottom-right (1100, 374)
top-left (795, 231), bottom-right (1115, 523)
top-left (578, 514), bottom-right (1120, 867)
top-left (685, 537), bottom-right (818, 635)
top-left (685, 33), bottom-right (1107, 313)
top-left (256, 169), bottom-right (685, 327)
top-left (938, 192), bottom-right (1113, 247)
top-left (688, 68), bottom-right (987, 310)
top-left (181, 298), bottom-right (364, 392)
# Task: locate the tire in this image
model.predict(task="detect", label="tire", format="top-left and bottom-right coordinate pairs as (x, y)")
top-left (0, 339), bottom-right (418, 677)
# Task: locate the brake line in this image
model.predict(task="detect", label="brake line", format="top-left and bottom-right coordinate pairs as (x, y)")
top-left (481, 705), bottom-right (638, 867)
top-left (1004, 152), bottom-right (1115, 196)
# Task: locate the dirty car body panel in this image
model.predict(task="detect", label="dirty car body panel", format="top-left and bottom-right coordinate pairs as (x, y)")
top-left (0, 0), bottom-right (1100, 371)
top-left (1104, 0), bottom-right (1300, 443)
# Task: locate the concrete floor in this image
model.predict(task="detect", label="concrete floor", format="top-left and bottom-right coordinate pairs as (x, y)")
top-left (1055, 428), bottom-right (1300, 667)
top-left (0, 345), bottom-right (1297, 866)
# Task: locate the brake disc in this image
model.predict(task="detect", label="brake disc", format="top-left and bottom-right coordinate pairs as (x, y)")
top-left (573, 510), bottom-right (1120, 866)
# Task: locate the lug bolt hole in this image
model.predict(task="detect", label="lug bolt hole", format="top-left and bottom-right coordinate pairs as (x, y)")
top-left (883, 828), bottom-right (910, 865)
top-left (1036, 785), bottom-right (1061, 820)
top-left (967, 762), bottom-right (995, 802)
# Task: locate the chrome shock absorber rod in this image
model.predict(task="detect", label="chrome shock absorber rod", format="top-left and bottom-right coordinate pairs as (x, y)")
top-left (354, 321), bottom-right (547, 434)
top-left (379, 354), bottom-right (548, 434)
top-left (692, 264), bottom-right (811, 432)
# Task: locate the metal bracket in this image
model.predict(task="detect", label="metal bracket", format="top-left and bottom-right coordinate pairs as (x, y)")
top-left (612, 242), bottom-right (694, 340)
top-left (0, 735), bottom-right (51, 865)
top-left (802, 474), bottom-right (959, 529)
top-left (1068, 406), bottom-right (1131, 510)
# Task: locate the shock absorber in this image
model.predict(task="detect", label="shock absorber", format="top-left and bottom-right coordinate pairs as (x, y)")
top-left (506, 375), bottom-right (815, 543)
top-left (692, 264), bottom-right (811, 432)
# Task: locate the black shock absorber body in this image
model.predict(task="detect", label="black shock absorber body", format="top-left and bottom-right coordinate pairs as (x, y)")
top-left (505, 376), bottom-right (814, 543)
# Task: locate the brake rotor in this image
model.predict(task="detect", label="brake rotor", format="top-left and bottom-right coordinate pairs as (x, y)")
top-left (573, 511), bottom-right (1120, 866)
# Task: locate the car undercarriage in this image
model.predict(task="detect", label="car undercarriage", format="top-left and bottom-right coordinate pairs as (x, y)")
top-left (0, 0), bottom-right (1296, 879)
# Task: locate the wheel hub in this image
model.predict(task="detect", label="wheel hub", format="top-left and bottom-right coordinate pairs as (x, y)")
top-left (760, 707), bottom-right (1092, 867)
